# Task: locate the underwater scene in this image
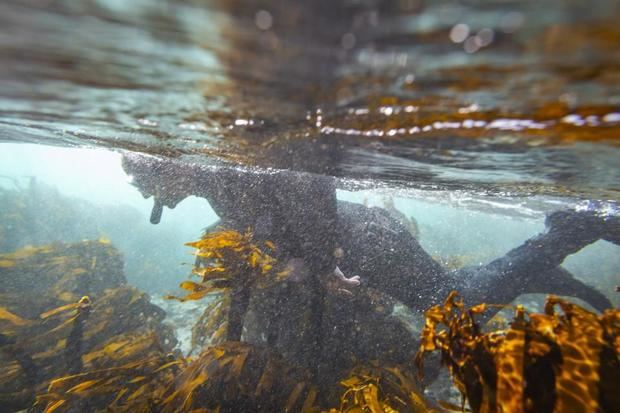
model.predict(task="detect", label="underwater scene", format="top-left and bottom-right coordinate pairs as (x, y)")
top-left (0, 0), bottom-right (619, 412)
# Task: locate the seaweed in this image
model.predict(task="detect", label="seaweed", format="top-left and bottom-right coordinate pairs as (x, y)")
top-left (35, 352), bottom-right (182, 413)
top-left (38, 296), bottom-right (93, 374)
top-left (158, 342), bottom-right (315, 412)
top-left (167, 229), bottom-right (283, 342)
top-left (191, 293), bottom-right (231, 352)
top-left (167, 229), bottom-right (279, 302)
top-left (31, 305), bottom-right (179, 413)
top-left (37, 342), bottom-right (316, 413)
top-left (0, 240), bottom-right (125, 315)
top-left (415, 291), bottom-right (620, 413)
top-left (33, 289), bottom-right (620, 412)
top-left (0, 240), bottom-right (176, 411)
top-left (328, 365), bottom-right (441, 413)
top-left (4, 233), bottom-right (618, 412)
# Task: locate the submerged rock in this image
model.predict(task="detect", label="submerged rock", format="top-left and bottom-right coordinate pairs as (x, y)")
top-left (0, 240), bottom-right (125, 317)
top-left (0, 240), bottom-right (176, 411)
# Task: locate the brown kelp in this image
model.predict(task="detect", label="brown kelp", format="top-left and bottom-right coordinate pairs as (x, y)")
top-left (4, 234), bottom-right (618, 412)
top-left (38, 342), bottom-right (317, 413)
top-left (28, 294), bottom-right (177, 412)
top-left (0, 240), bottom-right (176, 411)
top-left (327, 365), bottom-right (442, 413)
top-left (33, 290), bottom-right (620, 412)
top-left (168, 229), bottom-right (279, 302)
top-left (167, 229), bottom-right (283, 341)
top-left (0, 239), bottom-right (125, 312)
top-left (415, 291), bottom-right (620, 413)
top-left (191, 293), bottom-right (231, 351)
top-left (35, 352), bottom-right (183, 413)
top-left (159, 342), bottom-right (316, 412)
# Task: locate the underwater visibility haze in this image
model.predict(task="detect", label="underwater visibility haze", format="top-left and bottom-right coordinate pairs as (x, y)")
top-left (0, 0), bottom-right (619, 412)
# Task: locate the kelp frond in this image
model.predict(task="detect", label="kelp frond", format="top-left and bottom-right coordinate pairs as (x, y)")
top-left (415, 291), bottom-right (620, 413)
top-left (191, 294), bottom-right (231, 352)
top-left (329, 365), bottom-right (442, 413)
top-left (166, 229), bottom-right (279, 302)
top-left (37, 342), bottom-right (315, 413)
top-left (35, 353), bottom-right (182, 413)
top-left (40, 296), bottom-right (91, 320)
top-left (34, 296), bottom-right (92, 343)
top-left (158, 342), bottom-right (316, 413)
top-left (0, 306), bottom-right (31, 327)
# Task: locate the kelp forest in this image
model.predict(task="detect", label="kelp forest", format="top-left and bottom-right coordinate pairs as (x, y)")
top-left (1, 214), bottom-right (618, 412)
top-left (2, 0), bottom-right (620, 412)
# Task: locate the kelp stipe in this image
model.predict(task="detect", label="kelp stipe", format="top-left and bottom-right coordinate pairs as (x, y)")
top-left (415, 291), bottom-right (620, 413)
top-left (167, 229), bottom-right (282, 342)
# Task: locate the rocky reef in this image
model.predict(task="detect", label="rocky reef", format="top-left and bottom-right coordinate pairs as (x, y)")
top-left (0, 231), bottom-right (618, 412)
top-left (0, 240), bottom-right (176, 411)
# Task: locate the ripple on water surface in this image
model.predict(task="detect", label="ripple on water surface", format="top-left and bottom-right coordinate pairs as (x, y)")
top-left (0, 0), bottom-right (619, 201)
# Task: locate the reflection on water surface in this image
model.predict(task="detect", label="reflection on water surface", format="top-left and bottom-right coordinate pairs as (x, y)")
top-left (0, 0), bottom-right (619, 198)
